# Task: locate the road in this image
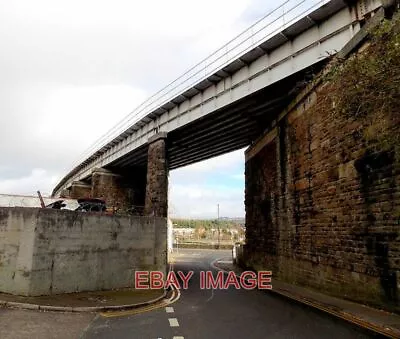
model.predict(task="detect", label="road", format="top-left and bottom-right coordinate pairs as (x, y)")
top-left (82, 249), bottom-right (378, 339)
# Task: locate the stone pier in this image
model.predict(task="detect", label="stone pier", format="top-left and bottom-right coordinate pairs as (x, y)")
top-left (91, 167), bottom-right (146, 213)
top-left (58, 133), bottom-right (169, 217)
top-left (69, 181), bottom-right (91, 199)
top-left (144, 132), bottom-right (168, 217)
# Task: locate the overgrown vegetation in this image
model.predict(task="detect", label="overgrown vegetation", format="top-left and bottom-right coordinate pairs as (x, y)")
top-left (310, 14), bottom-right (400, 226)
top-left (318, 14), bottom-right (400, 151)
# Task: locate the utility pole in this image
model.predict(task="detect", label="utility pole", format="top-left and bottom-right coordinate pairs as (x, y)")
top-left (37, 191), bottom-right (45, 208)
top-left (217, 204), bottom-right (220, 249)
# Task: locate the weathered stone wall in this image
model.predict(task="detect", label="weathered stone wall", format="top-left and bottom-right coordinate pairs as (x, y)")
top-left (0, 207), bottom-right (166, 296)
top-left (91, 167), bottom-right (146, 213)
top-left (145, 133), bottom-right (168, 217)
top-left (69, 181), bottom-right (91, 199)
top-left (245, 133), bottom-right (279, 271)
top-left (245, 33), bottom-right (400, 310)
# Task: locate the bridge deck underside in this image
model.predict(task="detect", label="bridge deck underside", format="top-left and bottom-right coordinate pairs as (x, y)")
top-left (106, 63), bottom-right (325, 173)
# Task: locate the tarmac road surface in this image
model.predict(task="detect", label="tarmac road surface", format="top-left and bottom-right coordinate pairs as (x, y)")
top-left (81, 248), bottom-right (379, 339)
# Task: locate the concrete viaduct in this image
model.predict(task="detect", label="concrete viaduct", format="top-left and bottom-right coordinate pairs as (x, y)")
top-left (52, 0), bottom-right (385, 217)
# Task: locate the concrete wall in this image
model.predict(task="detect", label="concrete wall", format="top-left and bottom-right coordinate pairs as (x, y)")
top-left (0, 207), bottom-right (166, 296)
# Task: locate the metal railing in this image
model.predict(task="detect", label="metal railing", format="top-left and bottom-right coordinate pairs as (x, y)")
top-left (70, 0), bottom-right (329, 170)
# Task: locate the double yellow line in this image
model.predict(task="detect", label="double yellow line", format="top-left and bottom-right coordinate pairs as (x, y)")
top-left (100, 286), bottom-right (181, 318)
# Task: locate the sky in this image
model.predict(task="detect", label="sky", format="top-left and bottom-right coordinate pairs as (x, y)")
top-left (0, 0), bottom-right (278, 219)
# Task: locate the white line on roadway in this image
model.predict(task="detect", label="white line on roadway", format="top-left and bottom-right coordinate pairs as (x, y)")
top-left (165, 307), bottom-right (174, 313)
top-left (168, 318), bottom-right (180, 327)
top-left (173, 337), bottom-right (185, 339)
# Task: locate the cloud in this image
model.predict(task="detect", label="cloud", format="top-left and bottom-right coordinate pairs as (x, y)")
top-left (0, 169), bottom-right (59, 196)
top-left (169, 183), bottom-right (244, 219)
top-left (0, 0), bottom-right (252, 91)
top-left (0, 0), bottom-right (272, 216)
top-left (170, 149), bottom-right (245, 218)
top-left (171, 149), bottom-right (244, 182)
top-left (0, 83), bottom-right (147, 177)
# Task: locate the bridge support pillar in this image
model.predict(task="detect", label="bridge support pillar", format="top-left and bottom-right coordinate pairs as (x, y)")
top-left (145, 132), bottom-right (168, 217)
top-left (91, 168), bottom-right (131, 212)
top-left (69, 181), bottom-right (91, 199)
top-left (60, 188), bottom-right (71, 198)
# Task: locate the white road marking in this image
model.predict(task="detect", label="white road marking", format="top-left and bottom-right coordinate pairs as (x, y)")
top-left (165, 307), bottom-right (174, 313)
top-left (217, 260), bottom-right (233, 264)
top-left (206, 287), bottom-right (215, 303)
top-left (173, 337), bottom-right (185, 339)
top-left (169, 318), bottom-right (180, 327)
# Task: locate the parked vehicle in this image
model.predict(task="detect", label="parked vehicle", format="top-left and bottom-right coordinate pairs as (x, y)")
top-left (75, 198), bottom-right (107, 212)
top-left (45, 198), bottom-right (106, 212)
